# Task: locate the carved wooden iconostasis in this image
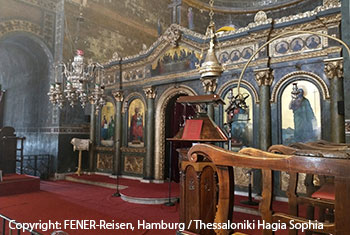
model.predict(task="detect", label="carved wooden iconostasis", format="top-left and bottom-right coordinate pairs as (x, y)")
top-left (95, 0), bottom-right (343, 194)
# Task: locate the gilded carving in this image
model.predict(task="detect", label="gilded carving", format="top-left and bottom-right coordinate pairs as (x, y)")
top-left (248, 11), bottom-right (272, 28)
top-left (323, 0), bottom-right (341, 7)
top-left (201, 78), bottom-right (217, 94)
top-left (281, 172), bottom-right (306, 194)
top-left (112, 90), bottom-right (124, 102)
top-left (345, 120), bottom-right (350, 135)
top-left (124, 156), bottom-right (143, 174)
top-left (162, 24), bottom-right (181, 47)
top-left (324, 58), bottom-right (343, 79)
top-left (254, 11), bottom-right (268, 22)
top-left (104, 3), bottom-right (341, 75)
top-left (234, 168), bottom-right (250, 187)
top-left (110, 51), bottom-right (120, 62)
top-left (97, 154), bottom-right (113, 170)
top-left (254, 68), bottom-right (274, 86)
top-left (143, 87), bottom-right (156, 99)
top-left (120, 147), bottom-right (147, 153)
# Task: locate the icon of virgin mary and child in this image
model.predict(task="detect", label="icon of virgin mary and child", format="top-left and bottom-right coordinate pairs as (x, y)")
top-left (130, 107), bottom-right (143, 144)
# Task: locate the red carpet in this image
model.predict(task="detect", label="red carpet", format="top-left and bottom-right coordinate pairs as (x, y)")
top-left (0, 174), bottom-right (40, 196)
top-left (67, 174), bottom-right (180, 199)
top-left (0, 180), bottom-right (180, 235)
top-left (0, 178), bottom-right (311, 235)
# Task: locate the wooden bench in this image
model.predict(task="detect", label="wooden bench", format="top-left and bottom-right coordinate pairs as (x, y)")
top-left (188, 144), bottom-right (350, 235)
top-left (268, 141), bottom-right (350, 235)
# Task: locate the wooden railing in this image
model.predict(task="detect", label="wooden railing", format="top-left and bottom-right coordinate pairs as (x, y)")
top-left (188, 144), bottom-right (350, 235)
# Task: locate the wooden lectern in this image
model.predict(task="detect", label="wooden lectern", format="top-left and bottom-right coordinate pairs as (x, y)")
top-left (70, 138), bottom-right (91, 176)
top-left (167, 94), bottom-right (228, 235)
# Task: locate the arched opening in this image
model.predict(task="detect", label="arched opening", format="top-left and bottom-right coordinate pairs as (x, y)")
top-left (0, 33), bottom-right (53, 154)
top-left (164, 94), bottom-right (196, 182)
top-left (154, 86), bottom-right (197, 180)
top-left (280, 79), bottom-right (322, 145)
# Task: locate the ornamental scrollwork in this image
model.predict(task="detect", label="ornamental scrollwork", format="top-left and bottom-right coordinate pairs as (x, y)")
top-left (162, 24), bottom-right (181, 47)
top-left (324, 58), bottom-right (343, 79)
top-left (254, 68), bottom-right (274, 86)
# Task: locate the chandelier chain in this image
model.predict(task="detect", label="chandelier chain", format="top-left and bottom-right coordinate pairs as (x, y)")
top-left (209, 0), bottom-right (214, 21)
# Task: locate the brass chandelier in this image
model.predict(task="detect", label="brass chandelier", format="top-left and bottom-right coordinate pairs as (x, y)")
top-left (48, 49), bottom-right (106, 113)
top-left (198, 0), bottom-right (224, 79)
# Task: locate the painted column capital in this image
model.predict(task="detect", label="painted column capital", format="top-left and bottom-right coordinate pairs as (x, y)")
top-left (324, 57), bottom-right (343, 79)
top-left (200, 77), bottom-right (217, 94)
top-left (112, 90), bottom-right (124, 102)
top-left (254, 68), bottom-right (274, 87)
top-left (143, 86), bottom-right (156, 99)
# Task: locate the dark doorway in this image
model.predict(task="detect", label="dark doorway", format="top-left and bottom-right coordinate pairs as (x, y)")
top-left (164, 94), bottom-right (196, 182)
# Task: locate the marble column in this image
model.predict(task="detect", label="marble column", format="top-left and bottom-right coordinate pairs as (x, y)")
top-left (89, 104), bottom-right (96, 171)
top-left (143, 86), bottom-right (156, 180)
top-left (201, 77), bottom-right (217, 119)
top-left (255, 68), bottom-right (273, 151)
top-left (113, 90), bottom-right (123, 175)
top-left (324, 57), bottom-right (345, 143)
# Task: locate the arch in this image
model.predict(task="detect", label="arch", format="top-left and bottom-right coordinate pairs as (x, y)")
top-left (122, 92), bottom-right (147, 113)
top-left (271, 71), bottom-right (329, 103)
top-left (0, 30), bottom-right (55, 159)
top-left (0, 31), bottom-right (54, 79)
top-left (154, 85), bottom-right (197, 180)
top-left (278, 79), bottom-right (322, 145)
top-left (0, 20), bottom-right (52, 51)
top-left (218, 79), bottom-right (259, 104)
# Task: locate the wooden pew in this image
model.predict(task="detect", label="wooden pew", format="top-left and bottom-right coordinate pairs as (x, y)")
top-left (268, 141), bottom-right (350, 235)
top-left (188, 144), bottom-right (350, 235)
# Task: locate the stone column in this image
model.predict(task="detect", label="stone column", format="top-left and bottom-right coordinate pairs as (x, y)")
top-left (89, 104), bottom-right (96, 171)
top-left (324, 57), bottom-right (345, 143)
top-left (143, 86), bottom-right (156, 180)
top-left (113, 90), bottom-right (123, 175)
top-left (255, 68), bottom-right (273, 151)
top-left (201, 77), bottom-right (217, 119)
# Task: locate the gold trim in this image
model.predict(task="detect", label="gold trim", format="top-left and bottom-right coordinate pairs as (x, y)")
top-left (254, 68), bottom-right (274, 87)
top-left (270, 71), bottom-right (330, 103)
top-left (121, 147), bottom-right (147, 153)
top-left (143, 86), bottom-right (156, 99)
top-left (112, 90), bottom-right (124, 102)
top-left (122, 92), bottom-right (147, 114)
top-left (95, 146), bottom-right (114, 152)
top-left (324, 57), bottom-right (344, 79)
top-left (154, 85), bottom-right (197, 180)
top-left (183, 0), bottom-right (305, 14)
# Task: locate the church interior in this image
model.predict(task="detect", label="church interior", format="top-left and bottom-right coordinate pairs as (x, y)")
top-left (1, 0), bottom-right (350, 234)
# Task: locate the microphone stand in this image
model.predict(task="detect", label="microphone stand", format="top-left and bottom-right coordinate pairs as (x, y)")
top-left (240, 169), bottom-right (258, 206)
top-left (164, 140), bottom-right (175, 206)
top-left (113, 173), bottom-right (121, 197)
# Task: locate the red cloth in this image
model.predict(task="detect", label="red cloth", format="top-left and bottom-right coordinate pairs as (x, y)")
top-left (182, 119), bottom-right (203, 140)
top-left (311, 183), bottom-right (335, 201)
